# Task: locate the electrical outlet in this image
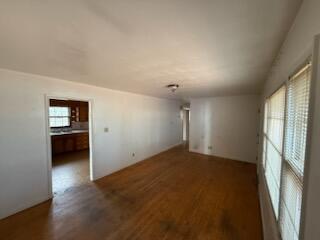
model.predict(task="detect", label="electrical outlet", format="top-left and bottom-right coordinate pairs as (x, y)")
top-left (104, 127), bottom-right (109, 132)
top-left (208, 146), bottom-right (213, 150)
top-left (132, 153), bottom-right (135, 157)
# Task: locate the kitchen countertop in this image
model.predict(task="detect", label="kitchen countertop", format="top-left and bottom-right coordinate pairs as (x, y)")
top-left (50, 129), bottom-right (89, 136)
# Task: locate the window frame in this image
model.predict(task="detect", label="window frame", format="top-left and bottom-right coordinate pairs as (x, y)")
top-left (49, 106), bottom-right (71, 128)
top-left (261, 58), bottom-right (313, 240)
top-left (262, 85), bottom-right (287, 221)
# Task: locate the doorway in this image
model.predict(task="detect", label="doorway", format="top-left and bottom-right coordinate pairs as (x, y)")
top-left (46, 97), bottom-right (92, 196)
top-left (182, 107), bottom-right (190, 147)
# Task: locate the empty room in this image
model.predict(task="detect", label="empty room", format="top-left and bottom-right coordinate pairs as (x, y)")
top-left (1, 0), bottom-right (320, 240)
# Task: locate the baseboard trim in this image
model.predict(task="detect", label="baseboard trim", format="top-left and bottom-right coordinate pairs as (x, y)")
top-left (1, 143), bottom-right (183, 220)
top-left (0, 194), bottom-right (52, 220)
top-left (93, 142), bottom-right (183, 181)
top-left (189, 149), bottom-right (257, 165)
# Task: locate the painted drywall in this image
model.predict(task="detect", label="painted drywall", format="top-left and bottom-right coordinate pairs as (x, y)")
top-left (258, 0), bottom-right (320, 239)
top-left (0, 69), bottom-right (182, 219)
top-left (189, 95), bottom-right (259, 163)
top-left (0, 0), bottom-right (302, 98)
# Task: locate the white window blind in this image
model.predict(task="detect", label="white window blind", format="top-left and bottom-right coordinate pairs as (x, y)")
top-left (264, 86), bottom-right (286, 218)
top-left (262, 101), bottom-right (268, 169)
top-left (280, 63), bottom-right (311, 240)
top-left (49, 106), bottom-right (71, 127)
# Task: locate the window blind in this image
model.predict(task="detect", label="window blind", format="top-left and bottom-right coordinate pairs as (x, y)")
top-left (280, 63), bottom-right (311, 240)
top-left (49, 106), bottom-right (71, 127)
top-left (264, 86), bottom-right (286, 218)
top-left (262, 101), bottom-right (268, 169)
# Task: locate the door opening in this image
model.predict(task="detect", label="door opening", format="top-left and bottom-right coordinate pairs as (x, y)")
top-left (182, 108), bottom-right (190, 147)
top-left (46, 97), bottom-right (93, 196)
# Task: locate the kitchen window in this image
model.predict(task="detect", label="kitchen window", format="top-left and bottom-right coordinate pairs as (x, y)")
top-left (49, 106), bottom-right (71, 127)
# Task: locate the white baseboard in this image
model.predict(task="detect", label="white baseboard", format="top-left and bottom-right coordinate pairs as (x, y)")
top-left (0, 194), bottom-right (52, 220)
top-left (92, 141), bottom-right (183, 181)
top-left (189, 149), bottom-right (257, 164)
top-left (0, 141), bottom-right (182, 220)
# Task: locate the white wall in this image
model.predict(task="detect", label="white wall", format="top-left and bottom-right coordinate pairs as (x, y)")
top-left (189, 95), bottom-right (259, 163)
top-left (258, 0), bottom-right (320, 239)
top-left (0, 69), bottom-right (182, 219)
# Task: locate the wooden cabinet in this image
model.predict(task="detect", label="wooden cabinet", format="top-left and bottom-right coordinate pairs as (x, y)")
top-left (50, 99), bottom-right (88, 123)
top-left (75, 133), bottom-right (89, 150)
top-left (51, 132), bottom-right (89, 155)
top-left (79, 105), bottom-right (88, 122)
top-left (70, 105), bottom-right (88, 122)
top-left (71, 107), bottom-right (78, 122)
top-left (52, 137), bottom-right (64, 154)
top-left (65, 137), bottom-right (75, 152)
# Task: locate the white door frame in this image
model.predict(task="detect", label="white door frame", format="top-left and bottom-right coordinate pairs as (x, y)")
top-left (44, 94), bottom-right (94, 197)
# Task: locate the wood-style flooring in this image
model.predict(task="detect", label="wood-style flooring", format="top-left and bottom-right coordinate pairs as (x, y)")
top-left (52, 150), bottom-right (89, 195)
top-left (0, 145), bottom-right (262, 240)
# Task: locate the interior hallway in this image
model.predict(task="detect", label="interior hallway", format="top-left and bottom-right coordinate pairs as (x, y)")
top-left (0, 145), bottom-right (262, 240)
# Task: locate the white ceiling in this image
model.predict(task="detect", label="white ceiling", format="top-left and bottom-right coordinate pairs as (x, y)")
top-left (0, 0), bottom-right (302, 99)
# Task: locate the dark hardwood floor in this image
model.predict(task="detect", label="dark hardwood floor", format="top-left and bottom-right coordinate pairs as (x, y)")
top-left (0, 145), bottom-right (262, 240)
top-left (52, 150), bottom-right (90, 195)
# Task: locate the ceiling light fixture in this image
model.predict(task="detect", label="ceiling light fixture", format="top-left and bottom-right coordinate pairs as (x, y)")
top-left (166, 84), bottom-right (179, 93)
